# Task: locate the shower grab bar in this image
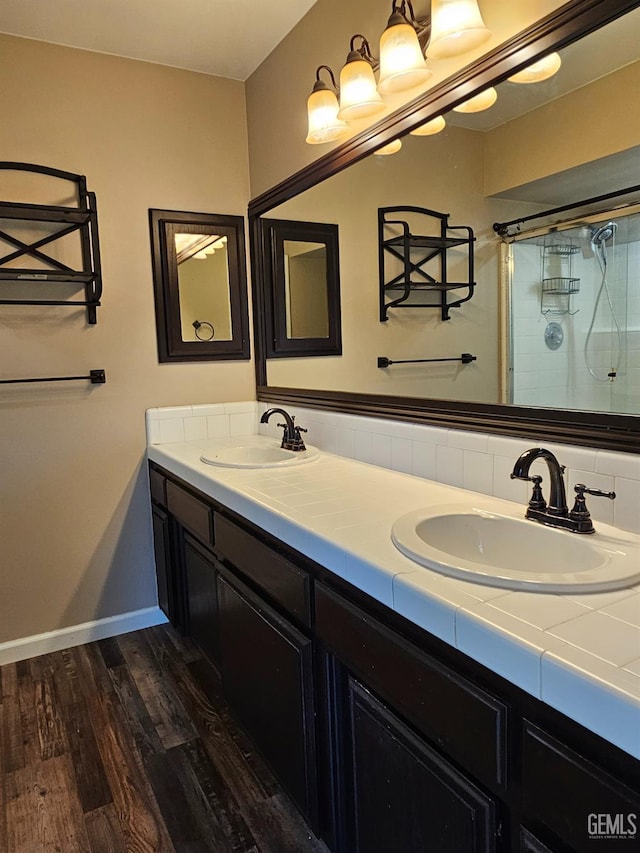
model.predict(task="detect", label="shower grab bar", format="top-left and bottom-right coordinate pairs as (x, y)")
top-left (493, 184), bottom-right (640, 238)
top-left (378, 354), bottom-right (476, 368)
top-left (0, 369), bottom-right (106, 385)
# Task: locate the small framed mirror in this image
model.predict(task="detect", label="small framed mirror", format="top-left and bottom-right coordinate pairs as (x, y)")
top-left (262, 218), bottom-right (341, 358)
top-left (149, 209), bottom-right (250, 362)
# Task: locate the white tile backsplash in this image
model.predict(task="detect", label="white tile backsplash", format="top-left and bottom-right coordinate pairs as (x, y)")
top-left (147, 400), bottom-right (640, 534)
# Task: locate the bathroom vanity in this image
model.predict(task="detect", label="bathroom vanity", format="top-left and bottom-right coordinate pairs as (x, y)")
top-left (147, 436), bottom-right (640, 853)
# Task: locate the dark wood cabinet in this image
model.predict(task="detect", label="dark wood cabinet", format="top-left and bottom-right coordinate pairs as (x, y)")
top-left (148, 463), bottom-right (640, 853)
top-left (520, 828), bottom-right (558, 853)
top-left (151, 505), bottom-right (172, 621)
top-left (521, 723), bottom-right (640, 853)
top-left (217, 572), bottom-right (318, 826)
top-left (346, 678), bottom-right (497, 853)
top-left (183, 534), bottom-right (220, 667)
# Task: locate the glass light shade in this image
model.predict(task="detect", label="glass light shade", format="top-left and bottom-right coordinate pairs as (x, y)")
top-left (306, 86), bottom-right (349, 144)
top-left (337, 57), bottom-right (384, 121)
top-left (375, 138), bottom-right (402, 156)
top-left (410, 115), bottom-right (446, 136)
top-left (508, 53), bottom-right (562, 84)
top-left (378, 19), bottom-right (432, 94)
top-left (428, 0), bottom-right (491, 59)
top-left (194, 250), bottom-right (209, 260)
top-left (453, 86), bottom-right (497, 112)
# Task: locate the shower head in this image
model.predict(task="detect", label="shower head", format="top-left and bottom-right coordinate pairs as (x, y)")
top-left (591, 221), bottom-right (617, 246)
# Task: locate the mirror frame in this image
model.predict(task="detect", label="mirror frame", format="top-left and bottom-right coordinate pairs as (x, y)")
top-left (249, 0), bottom-right (640, 454)
top-left (262, 218), bottom-right (342, 358)
top-left (149, 208), bottom-right (250, 362)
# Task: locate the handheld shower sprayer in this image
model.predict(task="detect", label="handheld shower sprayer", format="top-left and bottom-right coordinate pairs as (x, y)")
top-left (591, 221), bottom-right (617, 246)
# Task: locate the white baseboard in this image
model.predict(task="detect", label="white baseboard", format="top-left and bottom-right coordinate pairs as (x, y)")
top-left (0, 606), bottom-right (169, 667)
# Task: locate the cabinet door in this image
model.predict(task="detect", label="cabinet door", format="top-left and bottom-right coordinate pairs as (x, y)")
top-left (520, 828), bottom-right (557, 853)
top-left (152, 505), bottom-right (173, 622)
top-left (183, 534), bottom-right (220, 666)
top-left (347, 678), bottom-right (497, 853)
top-left (217, 573), bottom-right (317, 826)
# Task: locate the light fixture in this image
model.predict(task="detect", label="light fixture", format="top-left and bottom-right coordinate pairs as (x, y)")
top-left (453, 85), bottom-right (497, 112)
top-left (508, 52), bottom-right (562, 84)
top-left (375, 138), bottom-right (403, 155)
top-left (194, 250), bottom-right (209, 260)
top-left (337, 36), bottom-right (385, 121)
top-left (410, 115), bottom-right (446, 135)
top-left (378, 0), bottom-right (432, 94)
top-left (306, 65), bottom-right (349, 144)
top-left (428, 0), bottom-right (491, 59)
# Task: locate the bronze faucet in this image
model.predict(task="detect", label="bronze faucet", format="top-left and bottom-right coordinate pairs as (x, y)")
top-left (260, 408), bottom-right (308, 452)
top-left (511, 447), bottom-right (615, 534)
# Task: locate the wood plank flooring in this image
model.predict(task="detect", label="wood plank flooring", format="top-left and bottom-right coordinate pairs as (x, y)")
top-left (0, 625), bottom-right (329, 853)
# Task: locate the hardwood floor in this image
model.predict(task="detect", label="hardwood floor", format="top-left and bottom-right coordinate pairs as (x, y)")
top-left (0, 625), bottom-right (329, 853)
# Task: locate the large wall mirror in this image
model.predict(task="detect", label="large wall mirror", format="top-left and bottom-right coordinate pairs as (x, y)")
top-left (250, 0), bottom-right (640, 452)
top-left (150, 209), bottom-right (250, 362)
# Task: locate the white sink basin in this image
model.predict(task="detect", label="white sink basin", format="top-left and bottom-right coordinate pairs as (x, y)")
top-left (391, 503), bottom-right (640, 593)
top-left (201, 439), bottom-right (319, 469)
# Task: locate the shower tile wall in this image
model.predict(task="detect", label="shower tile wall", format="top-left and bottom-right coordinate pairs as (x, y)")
top-left (510, 221), bottom-right (640, 415)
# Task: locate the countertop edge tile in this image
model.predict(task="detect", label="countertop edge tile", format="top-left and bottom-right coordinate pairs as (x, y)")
top-left (541, 646), bottom-right (640, 759)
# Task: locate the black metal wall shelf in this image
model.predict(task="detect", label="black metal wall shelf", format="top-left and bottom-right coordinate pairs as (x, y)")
top-left (0, 163), bottom-right (103, 324)
top-left (379, 206), bottom-right (475, 322)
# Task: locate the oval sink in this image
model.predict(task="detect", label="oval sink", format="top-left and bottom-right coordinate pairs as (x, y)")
top-left (201, 440), bottom-right (319, 469)
top-left (392, 503), bottom-right (640, 593)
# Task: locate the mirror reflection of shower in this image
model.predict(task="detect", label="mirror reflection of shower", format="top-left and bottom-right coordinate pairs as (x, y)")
top-left (507, 208), bottom-right (638, 415)
top-left (582, 221), bottom-right (622, 383)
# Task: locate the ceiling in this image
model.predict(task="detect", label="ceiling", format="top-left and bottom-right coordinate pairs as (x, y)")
top-left (0, 0), bottom-right (319, 80)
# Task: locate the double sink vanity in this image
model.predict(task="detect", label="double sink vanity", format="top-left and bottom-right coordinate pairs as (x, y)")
top-left (147, 411), bottom-right (640, 853)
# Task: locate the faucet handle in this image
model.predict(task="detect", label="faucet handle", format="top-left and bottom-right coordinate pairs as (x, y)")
top-left (569, 484), bottom-right (616, 534)
top-left (575, 484), bottom-right (616, 501)
top-left (527, 475), bottom-right (547, 511)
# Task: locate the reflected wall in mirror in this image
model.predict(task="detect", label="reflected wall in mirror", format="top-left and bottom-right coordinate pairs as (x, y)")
top-left (255, 5), bottom-right (640, 421)
top-left (262, 218), bottom-right (341, 358)
top-left (149, 209), bottom-right (250, 362)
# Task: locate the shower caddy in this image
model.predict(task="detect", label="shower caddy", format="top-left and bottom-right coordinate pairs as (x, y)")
top-left (540, 239), bottom-right (580, 317)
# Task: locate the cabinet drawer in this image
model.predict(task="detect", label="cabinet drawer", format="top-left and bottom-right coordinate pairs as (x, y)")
top-left (522, 723), bottom-right (639, 852)
top-left (149, 466), bottom-right (166, 506)
top-left (316, 582), bottom-right (507, 791)
top-left (166, 480), bottom-right (213, 546)
top-left (214, 514), bottom-right (311, 625)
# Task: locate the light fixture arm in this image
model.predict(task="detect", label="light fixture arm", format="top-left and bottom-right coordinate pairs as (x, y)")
top-left (391, 0), bottom-right (431, 49)
top-left (314, 64), bottom-right (339, 92)
top-left (348, 34), bottom-right (377, 66)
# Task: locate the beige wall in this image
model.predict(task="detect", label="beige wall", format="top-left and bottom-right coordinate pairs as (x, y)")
top-left (246, 0), bottom-right (568, 197)
top-left (484, 59), bottom-right (640, 196)
top-left (0, 35), bottom-right (252, 644)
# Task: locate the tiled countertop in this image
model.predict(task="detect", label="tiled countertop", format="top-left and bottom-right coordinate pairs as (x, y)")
top-left (147, 435), bottom-right (640, 760)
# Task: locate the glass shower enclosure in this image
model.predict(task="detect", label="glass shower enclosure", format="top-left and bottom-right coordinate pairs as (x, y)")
top-left (505, 209), bottom-right (639, 415)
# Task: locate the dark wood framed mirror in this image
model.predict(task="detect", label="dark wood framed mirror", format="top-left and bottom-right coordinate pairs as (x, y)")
top-left (150, 208), bottom-right (250, 362)
top-left (262, 218), bottom-right (341, 358)
top-left (249, 0), bottom-right (640, 453)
